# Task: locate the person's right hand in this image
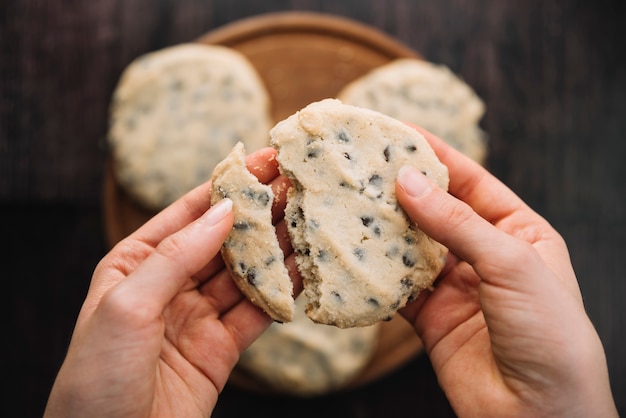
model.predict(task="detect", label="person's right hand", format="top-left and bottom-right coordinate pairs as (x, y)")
top-left (396, 127), bottom-right (618, 418)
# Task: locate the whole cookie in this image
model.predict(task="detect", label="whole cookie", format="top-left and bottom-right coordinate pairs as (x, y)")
top-left (108, 43), bottom-right (272, 210)
top-left (338, 58), bottom-right (488, 164)
top-left (270, 99), bottom-right (449, 328)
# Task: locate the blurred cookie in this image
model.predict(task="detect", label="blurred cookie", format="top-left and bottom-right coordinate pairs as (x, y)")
top-left (270, 99), bottom-right (449, 328)
top-left (237, 295), bottom-right (380, 396)
top-left (108, 43), bottom-right (272, 210)
top-left (338, 58), bottom-right (487, 164)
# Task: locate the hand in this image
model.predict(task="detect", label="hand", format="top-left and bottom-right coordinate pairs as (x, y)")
top-left (44, 148), bottom-right (297, 418)
top-left (396, 128), bottom-right (617, 417)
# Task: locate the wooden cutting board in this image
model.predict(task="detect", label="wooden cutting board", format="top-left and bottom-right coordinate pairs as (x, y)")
top-left (103, 10), bottom-right (425, 394)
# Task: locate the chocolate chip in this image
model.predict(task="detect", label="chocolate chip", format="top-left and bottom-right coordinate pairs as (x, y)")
top-left (265, 256), bottom-right (276, 266)
top-left (246, 268), bottom-right (257, 286)
top-left (405, 144), bottom-right (417, 153)
top-left (360, 216), bottom-right (382, 236)
top-left (233, 221), bottom-right (251, 230)
top-left (383, 146), bottom-right (391, 162)
top-left (259, 192), bottom-right (270, 206)
top-left (337, 131), bottom-right (351, 143)
top-left (402, 253), bottom-right (416, 268)
top-left (360, 216), bottom-right (374, 227)
top-left (343, 152), bottom-right (352, 160)
top-left (367, 297), bottom-right (380, 307)
top-left (216, 186), bottom-right (229, 198)
top-left (223, 237), bottom-right (234, 248)
top-left (291, 207), bottom-right (304, 227)
top-left (125, 118), bottom-right (136, 131)
top-left (305, 139), bottom-right (322, 159)
top-left (401, 277), bottom-right (413, 289)
top-left (243, 188), bottom-right (270, 206)
top-left (331, 290), bottom-right (343, 303)
top-left (353, 247), bottom-right (365, 261)
top-left (368, 174), bottom-right (383, 187)
top-left (169, 79), bottom-right (183, 90)
top-left (385, 246), bottom-right (399, 258)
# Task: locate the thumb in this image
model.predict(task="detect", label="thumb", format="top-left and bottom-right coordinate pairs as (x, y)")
top-left (395, 165), bottom-right (537, 285)
top-left (111, 198), bottom-right (235, 314)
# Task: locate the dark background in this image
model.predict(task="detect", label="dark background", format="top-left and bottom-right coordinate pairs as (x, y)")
top-left (2, 1), bottom-right (625, 416)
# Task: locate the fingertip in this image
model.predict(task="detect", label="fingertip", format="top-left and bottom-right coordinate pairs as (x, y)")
top-left (246, 147), bottom-right (280, 183)
top-left (201, 198), bottom-right (233, 227)
top-left (397, 165), bottom-right (433, 199)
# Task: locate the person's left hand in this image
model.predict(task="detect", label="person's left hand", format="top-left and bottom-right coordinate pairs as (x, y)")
top-left (44, 148), bottom-right (298, 418)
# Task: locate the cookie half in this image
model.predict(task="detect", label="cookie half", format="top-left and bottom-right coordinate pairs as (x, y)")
top-left (270, 99), bottom-right (449, 328)
top-left (338, 58), bottom-right (487, 164)
top-left (108, 43), bottom-right (272, 210)
top-left (210, 142), bottom-right (294, 323)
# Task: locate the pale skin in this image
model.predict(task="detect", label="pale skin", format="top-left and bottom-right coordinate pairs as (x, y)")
top-left (44, 148), bottom-right (298, 417)
top-left (44, 130), bottom-right (618, 418)
top-left (396, 127), bottom-right (617, 418)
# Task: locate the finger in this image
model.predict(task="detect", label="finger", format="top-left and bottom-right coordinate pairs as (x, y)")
top-left (219, 253), bottom-right (305, 353)
top-left (243, 146), bottom-right (291, 224)
top-left (274, 218), bottom-right (294, 257)
top-left (189, 256), bottom-right (226, 289)
top-left (131, 147), bottom-right (282, 247)
top-left (114, 198), bottom-right (234, 314)
top-left (396, 166), bottom-right (543, 285)
top-left (220, 298), bottom-right (274, 353)
top-left (245, 147), bottom-right (280, 183)
top-left (400, 260), bottom-right (481, 343)
top-left (198, 269), bottom-right (246, 314)
top-left (285, 252), bottom-right (304, 296)
top-left (185, 298), bottom-right (276, 394)
top-left (131, 180), bottom-right (215, 248)
top-left (270, 174), bottom-right (291, 225)
top-left (412, 125), bottom-right (529, 226)
top-left (198, 251), bottom-right (303, 315)
top-left (408, 127), bottom-right (581, 296)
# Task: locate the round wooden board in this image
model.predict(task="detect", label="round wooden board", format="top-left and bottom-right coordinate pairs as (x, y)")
top-left (103, 11), bottom-right (424, 395)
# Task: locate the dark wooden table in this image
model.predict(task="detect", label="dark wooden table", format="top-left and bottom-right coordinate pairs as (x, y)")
top-left (2, 1), bottom-right (625, 416)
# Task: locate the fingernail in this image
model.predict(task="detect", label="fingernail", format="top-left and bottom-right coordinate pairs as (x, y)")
top-left (202, 198), bottom-right (233, 226)
top-left (398, 166), bottom-right (432, 198)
